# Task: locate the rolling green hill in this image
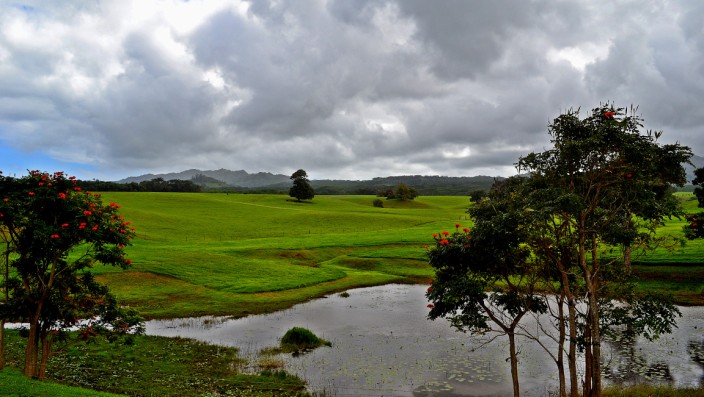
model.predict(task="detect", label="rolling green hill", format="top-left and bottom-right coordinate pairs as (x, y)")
top-left (93, 192), bottom-right (704, 319)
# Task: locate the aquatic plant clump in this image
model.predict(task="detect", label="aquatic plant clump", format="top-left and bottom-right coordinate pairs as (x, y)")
top-left (280, 327), bottom-right (331, 353)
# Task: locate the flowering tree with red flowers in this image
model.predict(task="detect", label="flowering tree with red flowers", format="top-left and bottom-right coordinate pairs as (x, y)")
top-left (0, 171), bottom-right (143, 380)
top-left (426, 177), bottom-right (547, 397)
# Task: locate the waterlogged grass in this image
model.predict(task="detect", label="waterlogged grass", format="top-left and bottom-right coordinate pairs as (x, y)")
top-left (603, 384), bottom-right (704, 397)
top-left (90, 192), bottom-right (704, 319)
top-left (0, 368), bottom-right (124, 397)
top-left (1, 329), bottom-right (308, 397)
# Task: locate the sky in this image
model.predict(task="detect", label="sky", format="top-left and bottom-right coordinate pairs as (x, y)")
top-left (1, 0), bottom-right (703, 181)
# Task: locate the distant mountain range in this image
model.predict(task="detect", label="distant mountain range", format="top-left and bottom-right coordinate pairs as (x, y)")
top-left (117, 154), bottom-right (704, 196)
top-left (118, 169), bottom-right (501, 195)
top-left (119, 169), bottom-right (290, 188)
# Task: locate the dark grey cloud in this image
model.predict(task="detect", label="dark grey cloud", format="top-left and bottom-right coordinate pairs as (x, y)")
top-left (0, 0), bottom-right (702, 181)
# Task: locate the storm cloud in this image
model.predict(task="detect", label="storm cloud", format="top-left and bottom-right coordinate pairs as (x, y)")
top-left (1, 0), bottom-right (702, 180)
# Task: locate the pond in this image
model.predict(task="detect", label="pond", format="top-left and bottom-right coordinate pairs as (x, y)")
top-left (146, 284), bottom-right (704, 397)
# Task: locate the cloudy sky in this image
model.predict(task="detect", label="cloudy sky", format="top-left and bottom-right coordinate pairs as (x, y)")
top-left (1, 0), bottom-right (703, 181)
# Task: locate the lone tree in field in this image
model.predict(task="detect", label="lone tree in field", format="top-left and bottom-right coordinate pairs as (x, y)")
top-left (289, 169), bottom-right (315, 202)
top-left (691, 167), bottom-right (704, 208)
top-left (0, 171), bottom-right (143, 379)
top-left (393, 183), bottom-right (418, 201)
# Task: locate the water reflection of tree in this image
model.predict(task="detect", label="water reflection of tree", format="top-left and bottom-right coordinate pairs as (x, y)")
top-left (688, 340), bottom-right (704, 387)
top-left (602, 332), bottom-right (673, 386)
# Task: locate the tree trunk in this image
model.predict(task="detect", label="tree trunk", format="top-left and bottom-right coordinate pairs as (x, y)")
top-left (508, 332), bottom-right (520, 397)
top-left (557, 292), bottom-right (567, 397)
top-left (557, 253), bottom-right (579, 397)
top-left (24, 315), bottom-right (40, 378)
top-left (38, 330), bottom-right (51, 380)
top-left (0, 321), bottom-right (5, 369)
top-left (590, 238), bottom-right (602, 397)
top-left (583, 311), bottom-right (592, 397)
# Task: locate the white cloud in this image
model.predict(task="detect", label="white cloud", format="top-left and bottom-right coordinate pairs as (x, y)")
top-left (0, 0), bottom-right (702, 181)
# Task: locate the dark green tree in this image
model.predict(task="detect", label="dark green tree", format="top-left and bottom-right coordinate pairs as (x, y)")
top-left (692, 167), bottom-right (704, 207)
top-left (427, 178), bottom-right (546, 397)
top-left (289, 169), bottom-right (315, 202)
top-left (518, 105), bottom-right (690, 397)
top-left (0, 171), bottom-right (143, 379)
top-left (393, 183), bottom-right (418, 201)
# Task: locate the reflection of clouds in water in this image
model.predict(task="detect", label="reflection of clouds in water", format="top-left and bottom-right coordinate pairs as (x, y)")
top-left (146, 285), bottom-right (704, 396)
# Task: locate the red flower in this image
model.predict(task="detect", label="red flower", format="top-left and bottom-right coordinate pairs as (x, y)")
top-left (604, 111), bottom-right (615, 118)
top-left (58, 193), bottom-right (66, 200)
top-left (38, 182), bottom-right (44, 186)
top-left (3, 198), bottom-right (8, 202)
top-left (455, 223), bottom-right (461, 228)
top-left (442, 231), bottom-right (450, 236)
top-left (428, 279), bottom-right (433, 285)
top-left (61, 223), bottom-right (69, 228)
top-left (83, 210), bottom-right (92, 216)
top-left (79, 222), bottom-right (86, 229)
top-left (427, 287), bottom-right (432, 292)
top-left (125, 259), bottom-right (132, 264)
top-left (432, 233), bottom-right (438, 238)
top-left (426, 303), bottom-right (434, 308)
top-left (51, 234), bottom-right (60, 239)
top-left (439, 239), bottom-right (450, 245)
top-left (73, 187), bottom-right (81, 191)
top-left (69, 176), bottom-right (76, 180)
top-left (28, 192), bottom-right (35, 196)
top-left (462, 227), bottom-right (470, 233)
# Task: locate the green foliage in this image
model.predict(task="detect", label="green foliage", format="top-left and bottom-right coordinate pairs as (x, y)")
top-left (683, 212), bottom-right (704, 239)
top-left (692, 167), bottom-right (704, 207)
top-left (0, 170), bottom-right (143, 379)
top-left (288, 169), bottom-right (315, 202)
top-left (393, 183), bottom-right (418, 201)
top-left (279, 327), bottom-right (331, 352)
top-left (372, 198), bottom-right (384, 208)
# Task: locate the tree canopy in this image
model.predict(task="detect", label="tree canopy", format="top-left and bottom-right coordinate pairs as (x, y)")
top-left (427, 105), bottom-right (691, 397)
top-left (289, 169), bottom-right (315, 202)
top-left (0, 171), bottom-right (143, 379)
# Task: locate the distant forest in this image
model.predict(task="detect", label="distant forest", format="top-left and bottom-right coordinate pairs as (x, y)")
top-left (79, 174), bottom-right (502, 196)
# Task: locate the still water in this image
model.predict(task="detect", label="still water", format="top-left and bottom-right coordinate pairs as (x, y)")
top-left (146, 284), bottom-right (704, 397)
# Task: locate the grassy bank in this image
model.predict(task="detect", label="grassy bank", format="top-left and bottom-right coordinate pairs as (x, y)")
top-left (0, 329), bottom-right (307, 396)
top-left (91, 192), bottom-right (704, 319)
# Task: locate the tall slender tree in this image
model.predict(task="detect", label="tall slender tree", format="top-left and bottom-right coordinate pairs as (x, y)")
top-left (518, 105), bottom-right (690, 396)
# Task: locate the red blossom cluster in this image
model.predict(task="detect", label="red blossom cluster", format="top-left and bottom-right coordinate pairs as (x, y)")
top-left (603, 111), bottom-right (616, 118)
top-left (684, 212), bottom-right (704, 240)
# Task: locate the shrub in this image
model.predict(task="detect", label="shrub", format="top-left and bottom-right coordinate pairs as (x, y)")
top-left (280, 327), bottom-right (331, 352)
top-left (372, 199), bottom-right (384, 208)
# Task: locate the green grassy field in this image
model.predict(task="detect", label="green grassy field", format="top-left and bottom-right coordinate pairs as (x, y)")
top-left (91, 192), bottom-right (704, 319)
top-left (93, 193), bottom-right (470, 318)
top-left (2, 191), bottom-right (703, 396)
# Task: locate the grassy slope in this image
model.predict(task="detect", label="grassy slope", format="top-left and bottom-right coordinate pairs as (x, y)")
top-left (95, 193), bottom-right (469, 318)
top-left (93, 192), bottom-right (704, 319)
